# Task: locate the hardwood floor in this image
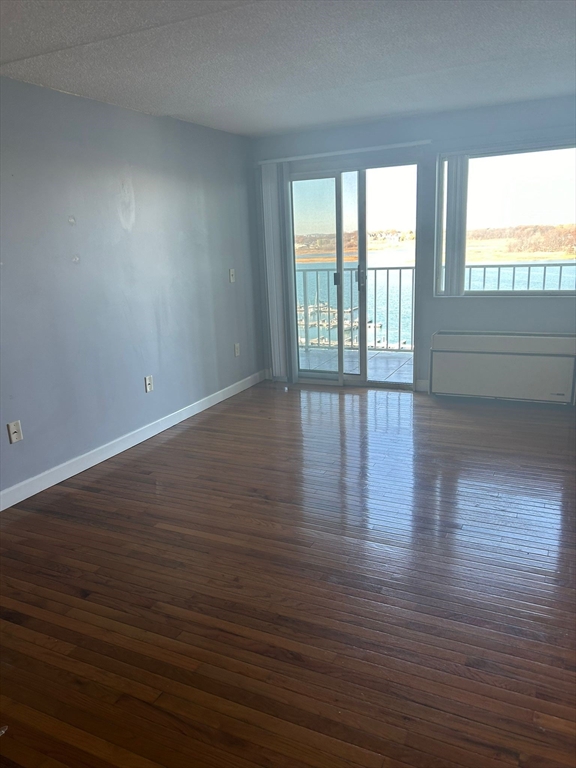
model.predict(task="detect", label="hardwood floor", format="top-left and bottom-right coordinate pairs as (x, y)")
top-left (1, 381), bottom-right (575, 768)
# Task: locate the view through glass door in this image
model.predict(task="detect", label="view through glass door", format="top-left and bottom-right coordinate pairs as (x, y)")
top-left (365, 164), bottom-right (416, 383)
top-left (291, 164), bottom-right (417, 385)
top-left (292, 176), bottom-right (340, 376)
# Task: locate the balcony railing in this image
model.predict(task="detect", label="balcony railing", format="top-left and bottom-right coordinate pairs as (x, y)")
top-left (296, 261), bottom-right (576, 353)
top-left (464, 261), bottom-right (576, 292)
top-left (296, 267), bottom-right (415, 352)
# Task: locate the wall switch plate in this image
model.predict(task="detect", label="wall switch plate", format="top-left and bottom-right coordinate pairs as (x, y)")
top-left (234, 343), bottom-right (240, 357)
top-left (144, 375), bottom-right (154, 393)
top-left (229, 268), bottom-right (236, 283)
top-left (7, 420), bottom-right (23, 444)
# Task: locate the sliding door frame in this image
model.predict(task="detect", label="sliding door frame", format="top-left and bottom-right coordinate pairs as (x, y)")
top-left (289, 170), bottom-right (368, 386)
top-left (286, 150), bottom-right (425, 389)
top-left (335, 171), bottom-right (344, 385)
top-left (356, 169), bottom-right (368, 387)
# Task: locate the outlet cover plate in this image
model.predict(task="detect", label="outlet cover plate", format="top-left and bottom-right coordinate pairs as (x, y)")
top-left (7, 420), bottom-right (23, 444)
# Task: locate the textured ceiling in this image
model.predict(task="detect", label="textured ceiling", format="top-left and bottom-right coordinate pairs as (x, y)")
top-left (1, 0), bottom-right (575, 136)
top-left (0, 1), bottom-right (253, 63)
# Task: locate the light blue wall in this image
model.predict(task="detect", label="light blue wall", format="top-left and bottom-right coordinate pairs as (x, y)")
top-left (255, 96), bottom-right (576, 385)
top-left (0, 77), bottom-right (264, 491)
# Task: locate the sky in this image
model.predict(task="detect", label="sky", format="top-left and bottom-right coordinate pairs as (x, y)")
top-left (466, 147), bottom-right (575, 229)
top-left (292, 166), bottom-right (417, 235)
top-left (292, 148), bottom-right (575, 235)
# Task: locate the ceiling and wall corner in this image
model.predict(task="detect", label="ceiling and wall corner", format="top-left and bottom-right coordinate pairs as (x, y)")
top-left (1, 0), bottom-right (575, 136)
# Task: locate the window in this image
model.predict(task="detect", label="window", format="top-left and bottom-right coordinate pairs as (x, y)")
top-left (436, 147), bottom-right (576, 295)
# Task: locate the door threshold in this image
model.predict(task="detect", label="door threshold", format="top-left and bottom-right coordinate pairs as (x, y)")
top-left (364, 381), bottom-right (413, 390)
top-left (295, 377), bottom-right (414, 391)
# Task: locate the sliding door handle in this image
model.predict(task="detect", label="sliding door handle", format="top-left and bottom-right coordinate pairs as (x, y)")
top-left (333, 272), bottom-right (341, 286)
top-left (357, 268), bottom-right (366, 288)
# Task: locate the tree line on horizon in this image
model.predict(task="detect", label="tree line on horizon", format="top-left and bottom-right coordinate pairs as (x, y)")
top-left (295, 224), bottom-right (575, 254)
top-left (467, 224), bottom-right (576, 253)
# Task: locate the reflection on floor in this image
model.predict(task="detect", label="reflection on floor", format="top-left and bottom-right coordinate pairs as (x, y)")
top-left (298, 348), bottom-right (413, 383)
top-left (2, 382), bottom-right (574, 767)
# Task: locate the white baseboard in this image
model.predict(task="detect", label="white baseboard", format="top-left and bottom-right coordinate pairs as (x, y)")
top-left (0, 370), bottom-right (268, 512)
top-left (415, 379), bottom-right (429, 392)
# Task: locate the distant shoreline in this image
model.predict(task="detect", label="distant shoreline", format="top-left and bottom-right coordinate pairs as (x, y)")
top-left (296, 254), bottom-right (358, 263)
top-left (296, 246), bottom-right (575, 265)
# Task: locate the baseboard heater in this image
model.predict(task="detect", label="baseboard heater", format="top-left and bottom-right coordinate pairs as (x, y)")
top-left (430, 332), bottom-right (576, 404)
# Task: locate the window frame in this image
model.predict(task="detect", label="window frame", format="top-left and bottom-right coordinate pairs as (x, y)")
top-left (435, 143), bottom-right (576, 297)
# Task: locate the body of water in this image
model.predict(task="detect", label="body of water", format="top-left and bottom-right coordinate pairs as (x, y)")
top-left (295, 251), bottom-right (414, 350)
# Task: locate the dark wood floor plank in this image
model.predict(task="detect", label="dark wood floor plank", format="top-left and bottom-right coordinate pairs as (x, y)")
top-left (0, 732), bottom-right (72, 768)
top-left (0, 697), bottom-right (159, 768)
top-left (2, 383), bottom-right (575, 767)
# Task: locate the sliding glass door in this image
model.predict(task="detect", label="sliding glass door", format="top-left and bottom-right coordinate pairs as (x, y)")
top-left (291, 175), bottom-right (342, 377)
top-left (342, 171), bottom-right (363, 376)
top-left (365, 164), bottom-right (416, 384)
top-left (290, 164), bottom-right (416, 387)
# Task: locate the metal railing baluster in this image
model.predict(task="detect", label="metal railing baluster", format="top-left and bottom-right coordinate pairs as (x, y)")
top-left (398, 269), bottom-right (402, 351)
top-left (386, 269), bottom-right (390, 350)
top-left (325, 270), bottom-right (331, 348)
top-left (373, 270), bottom-right (377, 350)
top-left (303, 275), bottom-right (309, 349)
top-left (315, 270), bottom-right (320, 347)
top-left (411, 269), bottom-right (415, 349)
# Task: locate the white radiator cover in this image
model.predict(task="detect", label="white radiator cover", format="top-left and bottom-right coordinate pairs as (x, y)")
top-left (430, 332), bottom-right (576, 404)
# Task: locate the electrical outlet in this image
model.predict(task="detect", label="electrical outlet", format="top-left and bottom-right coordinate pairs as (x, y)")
top-left (234, 343), bottom-right (240, 357)
top-left (229, 268), bottom-right (236, 283)
top-left (144, 375), bottom-right (154, 393)
top-left (7, 420), bottom-right (23, 444)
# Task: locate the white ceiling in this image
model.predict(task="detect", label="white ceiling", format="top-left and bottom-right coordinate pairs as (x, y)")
top-left (1, 0), bottom-right (575, 136)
